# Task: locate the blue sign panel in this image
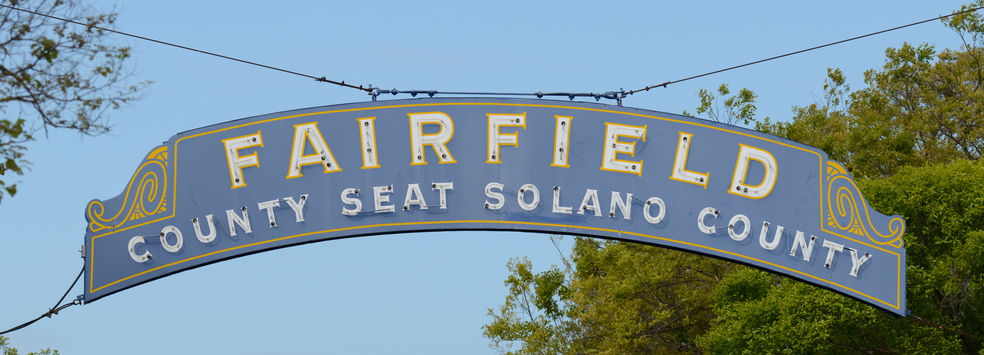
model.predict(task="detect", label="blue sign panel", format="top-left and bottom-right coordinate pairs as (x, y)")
top-left (83, 98), bottom-right (906, 315)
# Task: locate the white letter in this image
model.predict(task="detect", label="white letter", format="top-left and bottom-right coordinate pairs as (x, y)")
top-left (730, 144), bottom-right (778, 199)
top-left (600, 123), bottom-right (646, 176)
top-left (409, 112), bottom-right (456, 165)
top-left (341, 188), bottom-right (362, 216)
top-left (517, 184), bottom-right (540, 211)
top-left (577, 189), bottom-right (602, 216)
top-left (223, 131), bottom-right (263, 189)
top-left (552, 116), bottom-right (572, 167)
top-left (848, 249), bottom-right (872, 277)
top-left (258, 199), bottom-right (281, 227)
top-left (432, 182), bottom-right (453, 209)
top-left (609, 191), bottom-right (632, 219)
top-left (373, 185), bottom-right (396, 213)
top-left (728, 214), bottom-right (751, 241)
top-left (552, 186), bottom-right (572, 214)
top-left (670, 132), bottom-right (709, 188)
top-left (282, 195), bottom-right (308, 222)
top-left (698, 207), bottom-right (719, 234)
top-left (789, 231), bottom-right (816, 261)
top-left (487, 113), bottom-right (525, 163)
top-left (758, 222), bottom-right (784, 250)
top-left (643, 197), bottom-right (665, 224)
top-left (403, 183), bottom-right (428, 210)
top-left (485, 182), bottom-right (505, 210)
top-left (226, 207), bottom-right (252, 236)
top-left (287, 122), bottom-right (341, 179)
top-left (359, 117), bottom-right (380, 169)
top-left (822, 240), bottom-right (845, 269)
top-left (192, 215), bottom-right (217, 243)
top-left (160, 225), bottom-right (183, 253)
top-left (128, 236), bottom-right (151, 263)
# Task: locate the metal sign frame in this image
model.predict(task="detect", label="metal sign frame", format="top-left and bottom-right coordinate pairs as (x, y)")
top-left (83, 98), bottom-right (906, 315)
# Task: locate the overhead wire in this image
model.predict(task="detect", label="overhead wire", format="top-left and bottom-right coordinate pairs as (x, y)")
top-left (4, 4), bottom-right (983, 105)
top-left (0, 265), bottom-right (84, 336)
top-left (368, 88), bottom-right (624, 102)
top-left (620, 5), bottom-right (984, 100)
top-left (0, 4), bottom-right (372, 93)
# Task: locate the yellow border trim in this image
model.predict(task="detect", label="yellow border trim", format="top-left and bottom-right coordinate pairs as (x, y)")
top-left (727, 144), bottom-right (779, 200)
top-left (222, 131), bottom-right (263, 189)
top-left (668, 131), bottom-right (709, 188)
top-left (359, 117), bottom-right (381, 169)
top-left (485, 112), bottom-right (527, 164)
top-left (551, 116), bottom-right (573, 168)
top-left (285, 122), bottom-right (342, 179)
top-left (408, 111), bottom-right (458, 165)
top-left (598, 122), bottom-right (647, 177)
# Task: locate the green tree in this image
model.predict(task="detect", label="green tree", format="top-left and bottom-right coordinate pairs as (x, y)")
top-left (0, 336), bottom-right (59, 355)
top-left (483, 237), bottom-right (735, 355)
top-left (708, 3), bottom-right (984, 347)
top-left (698, 160), bottom-right (984, 354)
top-left (759, 1), bottom-right (984, 178)
top-left (485, 2), bottom-right (984, 354)
top-left (683, 83), bottom-right (760, 127)
top-left (754, 68), bottom-right (854, 172)
top-left (483, 252), bottom-right (575, 355)
top-left (0, 0), bottom-right (148, 202)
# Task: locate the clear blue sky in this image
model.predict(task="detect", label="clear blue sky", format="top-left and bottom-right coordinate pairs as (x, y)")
top-left (0, 0), bottom-right (971, 353)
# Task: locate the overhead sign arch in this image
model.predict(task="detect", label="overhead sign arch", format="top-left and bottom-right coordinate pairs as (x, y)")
top-left (83, 98), bottom-right (906, 315)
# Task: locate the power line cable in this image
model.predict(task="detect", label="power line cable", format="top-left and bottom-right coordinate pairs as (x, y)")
top-left (0, 4), bottom-right (372, 93)
top-left (368, 88), bottom-right (624, 102)
top-left (0, 265), bottom-right (84, 336)
top-left (375, 6), bottom-right (984, 105)
top-left (620, 5), bottom-right (984, 101)
top-left (5, 4), bottom-right (981, 105)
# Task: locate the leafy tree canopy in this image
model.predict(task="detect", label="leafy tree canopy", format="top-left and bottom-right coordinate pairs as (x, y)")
top-left (484, 237), bottom-right (736, 355)
top-left (485, 2), bottom-right (984, 354)
top-left (0, 0), bottom-right (148, 202)
top-left (758, 1), bottom-right (984, 178)
top-left (0, 336), bottom-right (58, 355)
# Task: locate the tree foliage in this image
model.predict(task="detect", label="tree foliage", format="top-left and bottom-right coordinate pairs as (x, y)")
top-left (0, 336), bottom-right (59, 355)
top-left (485, 2), bottom-right (984, 354)
top-left (698, 161), bottom-right (984, 354)
top-left (0, 0), bottom-right (148, 202)
top-left (759, 1), bottom-right (984, 178)
top-left (483, 252), bottom-right (575, 355)
top-left (484, 238), bottom-right (735, 355)
top-left (683, 83), bottom-right (760, 127)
